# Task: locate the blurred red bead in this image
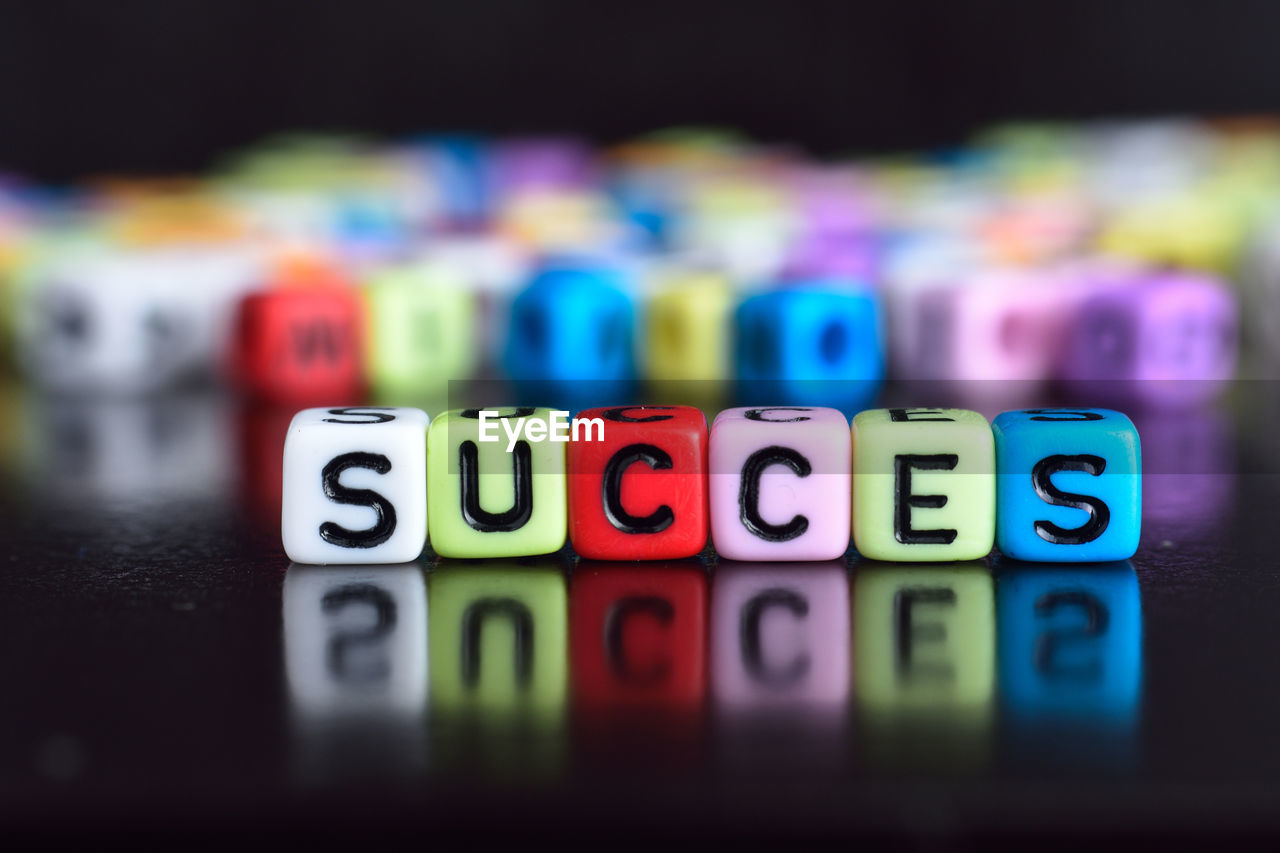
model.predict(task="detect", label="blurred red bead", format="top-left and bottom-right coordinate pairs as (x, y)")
top-left (229, 285), bottom-right (365, 404)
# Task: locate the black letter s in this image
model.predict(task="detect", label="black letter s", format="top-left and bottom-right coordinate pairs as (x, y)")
top-left (1032, 454), bottom-right (1110, 545)
top-left (319, 452), bottom-right (397, 548)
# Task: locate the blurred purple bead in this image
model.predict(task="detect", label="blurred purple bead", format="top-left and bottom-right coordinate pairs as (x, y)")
top-left (782, 233), bottom-right (879, 281)
top-left (783, 167), bottom-right (880, 281)
top-left (1059, 268), bottom-right (1238, 407)
top-left (1132, 407), bottom-right (1234, 538)
top-left (489, 137), bottom-right (596, 197)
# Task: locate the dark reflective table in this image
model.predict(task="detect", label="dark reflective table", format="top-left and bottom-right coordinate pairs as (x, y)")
top-left (0, 384), bottom-right (1273, 843)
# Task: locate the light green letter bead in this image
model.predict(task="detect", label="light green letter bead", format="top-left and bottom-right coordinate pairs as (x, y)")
top-left (852, 408), bottom-right (995, 562)
top-left (427, 408), bottom-right (568, 558)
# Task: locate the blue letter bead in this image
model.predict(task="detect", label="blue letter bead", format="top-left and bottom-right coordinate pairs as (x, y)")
top-left (997, 562), bottom-right (1142, 725)
top-left (993, 408), bottom-right (1141, 562)
top-left (734, 287), bottom-right (883, 408)
top-left (503, 263), bottom-right (635, 384)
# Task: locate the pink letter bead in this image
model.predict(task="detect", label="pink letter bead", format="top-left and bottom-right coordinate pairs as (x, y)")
top-left (710, 561), bottom-right (851, 711)
top-left (709, 406), bottom-right (851, 561)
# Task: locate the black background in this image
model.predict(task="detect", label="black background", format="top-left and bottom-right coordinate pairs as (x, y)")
top-left (3, 0), bottom-right (1280, 180)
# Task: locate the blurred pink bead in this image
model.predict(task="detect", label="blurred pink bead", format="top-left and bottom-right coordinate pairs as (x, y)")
top-left (892, 267), bottom-right (1071, 384)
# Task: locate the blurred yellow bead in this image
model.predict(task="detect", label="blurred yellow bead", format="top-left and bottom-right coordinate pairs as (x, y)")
top-left (110, 198), bottom-right (247, 246)
top-left (1098, 190), bottom-right (1250, 275)
top-left (642, 271), bottom-right (733, 383)
top-left (496, 190), bottom-right (618, 251)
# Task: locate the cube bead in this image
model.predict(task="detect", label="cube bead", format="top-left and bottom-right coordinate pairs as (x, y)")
top-left (17, 245), bottom-right (234, 394)
top-left (735, 288), bottom-right (883, 407)
top-left (231, 285), bottom-right (365, 404)
top-left (993, 408), bottom-right (1141, 562)
top-left (426, 407), bottom-right (568, 559)
top-left (503, 265), bottom-right (634, 383)
top-left (642, 271), bottom-right (733, 382)
top-left (281, 406), bottom-right (429, 565)
top-left (709, 406), bottom-right (851, 561)
top-left (851, 408), bottom-right (995, 562)
top-left (362, 263), bottom-right (476, 400)
top-left (1058, 270), bottom-right (1238, 407)
top-left (568, 405), bottom-right (708, 560)
top-left (892, 268), bottom-right (1070, 383)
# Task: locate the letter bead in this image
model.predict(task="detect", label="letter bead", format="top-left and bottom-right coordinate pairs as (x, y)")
top-left (281, 407), bottom-right (429, 565)
top-left (503, 265), bottom-right (635, 383)
top-left (1058, 270), bottom-right (1238, 407)
top-left (426, 408), bottom-right (568, 558)
top-left (993, 408), bottom-right (1141, 562)
top-left (709, 406), bottom-right (851, 561)
top-left (232, 286), bottom-right (365, 404)
top-left (568, 405), bottom-right (708, 560)
top-left (851, 408), bottom-right (995, 562)
top-left (734, 289), bottom-right (884, 404)
top-left (361, 263), bottom-right (477, 400)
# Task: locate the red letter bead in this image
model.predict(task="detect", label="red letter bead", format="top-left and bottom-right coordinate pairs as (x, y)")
top-left (230, 286), bottom-right (365, 404)
top-left (568, 405), bottom-right (709, 560)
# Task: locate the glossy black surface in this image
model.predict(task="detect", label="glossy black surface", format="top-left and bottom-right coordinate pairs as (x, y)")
top-left (0, 384), bottom-right (1274, 842)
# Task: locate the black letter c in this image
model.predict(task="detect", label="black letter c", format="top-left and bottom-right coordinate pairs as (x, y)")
top-left (602, 443), bottom-right (675, 534)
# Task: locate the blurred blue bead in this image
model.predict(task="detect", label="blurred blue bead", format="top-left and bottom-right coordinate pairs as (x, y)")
top-left (734, 286), bottom-right (884, 409)
top-left (503, 266), bottom-right (635, 384)
top-left (609, 176), bottom-right (673, 250)
top-left (411, 134), bottom-right (490, 225)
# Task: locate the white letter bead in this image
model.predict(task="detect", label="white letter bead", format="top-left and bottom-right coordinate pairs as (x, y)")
top-left (282, 407), bottom-right (430, 565)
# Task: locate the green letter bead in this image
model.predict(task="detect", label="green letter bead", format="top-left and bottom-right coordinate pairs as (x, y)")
top-left (851, 408), bottom-right (996, 561)
top-left (362, 263), bottom-right (476, 401)
top-left (428, 562), bottom-right (568, 719)
top-left (427, 408), bottom-right (568, 558)
top-left (853, 564), bottom-right (995, 713)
